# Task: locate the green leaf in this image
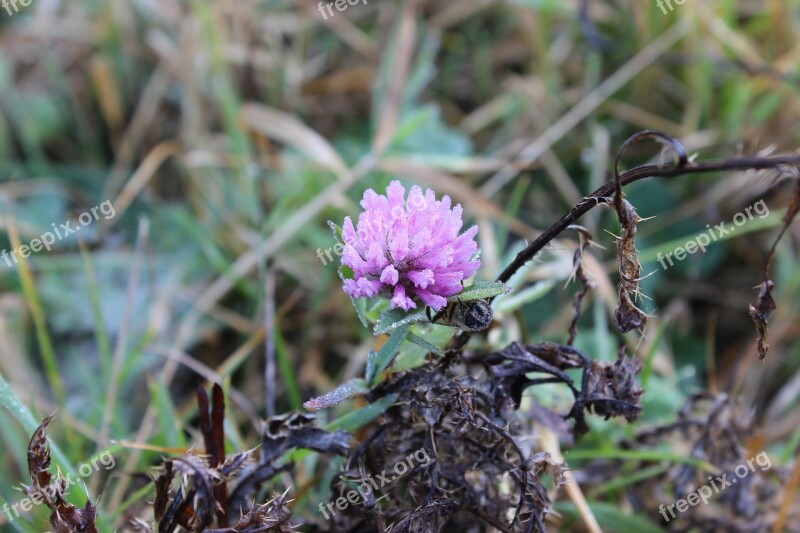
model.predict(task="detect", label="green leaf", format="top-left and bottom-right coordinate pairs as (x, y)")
top-left (407, 332), bottom-right (444, 356)
top-left (750, 91), bottom-right (784, 125)
top-left (149, 378), bottom-right (187, 448)
top-left (588, 464), bottom-right (669, 498)
top-left (338, 264), bottom-right (353, 281)
top-left (553, 501), bottom-right (663, 533)
top-left (564, 449), bottom-right (715, 470)
top-left (367, 324), bottom-right (410, 384)
top-left (365, 351), bottom-right (378, 383)
top-left (492, 280), bottom-right (555, 314)
top-left (389, 104), bottom-right (471, 156)
top-left (0, 494), bottom-right (30, 532)
top-left (273, 327), bottom-right (302, 410)
top-left (326, 394), bottom-right (399, 432)
top-left (303, 378), bottom-right (368, 411)
top-left (638, 209), bottom-right (784, 264)
top-left (337, 265), bottom-right (369, 328)
top-left (374, 308), bottom-right (426, 335)
top-left (365, 298), bottom-right (390, 322)
top-left (394, 326), bottom-right (452, 372)
top-left (353, 297), bottom-right (369, 328)
top-left (449, 280), bottom-right (511, 302)
top-left (327, 221), bottom-right (344, 245)
top-left (25, 93), bottom-right (64, 142)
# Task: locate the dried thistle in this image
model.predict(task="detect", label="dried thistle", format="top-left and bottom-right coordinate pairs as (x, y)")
top-left (608, 131), bottom-right (686, 333)
top-left (572, 394), bottom-right (787, 532)
top-left (25, 414), bottom-right (99, 533)
top-left (332, 355), bottom-right (568, 532)
top-left (490, 130), bottom-right (800, 360)
top-left (152, 385), bottom-right (310, 532)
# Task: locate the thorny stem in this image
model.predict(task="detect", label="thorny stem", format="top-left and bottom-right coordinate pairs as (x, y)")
top-left (497, 153), bottom-right (800, 285)
top-left (449, 141), bottom-right (800, 349)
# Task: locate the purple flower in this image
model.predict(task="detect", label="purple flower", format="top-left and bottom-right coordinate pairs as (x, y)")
top-left (339, 180), bottom-right (480, 311)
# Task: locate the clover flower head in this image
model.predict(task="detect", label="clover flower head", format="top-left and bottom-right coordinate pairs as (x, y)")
top-left (339, 180), bottom-right (480, 311)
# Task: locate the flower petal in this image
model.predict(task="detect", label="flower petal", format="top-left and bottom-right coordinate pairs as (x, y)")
top-left (406, 269), bottom-right (434, 289)
top-left (390, 285), bottom-right (416, 311)
top-left (380, 265), bottom-right (400, 285)
top-left (413, 288), bottom-right (447, 311)
top-left (388, 217), bottom-right (409, 262)
top-left (386, 180), bottom-right (406, 219)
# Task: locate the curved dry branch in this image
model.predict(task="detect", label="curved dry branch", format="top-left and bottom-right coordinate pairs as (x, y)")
top-left (457, 130), bottom-right (800, 356)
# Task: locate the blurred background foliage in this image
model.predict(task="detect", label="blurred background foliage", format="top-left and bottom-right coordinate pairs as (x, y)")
top-left (0, 0), bottom-right (799, 530)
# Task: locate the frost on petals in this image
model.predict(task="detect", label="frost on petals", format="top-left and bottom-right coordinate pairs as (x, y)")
top-left (337, 180), bottom-right (480, 311)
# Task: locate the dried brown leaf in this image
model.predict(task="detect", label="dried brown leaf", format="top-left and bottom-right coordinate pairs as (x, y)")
top-left (26, 412), bottom-right (57, 506)
top-left (749, 280), bottom-right (776, 360)
top-left (25, 414), bottom-right (99, 532)
top-left (566, 225), bottom-right (597, 345)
